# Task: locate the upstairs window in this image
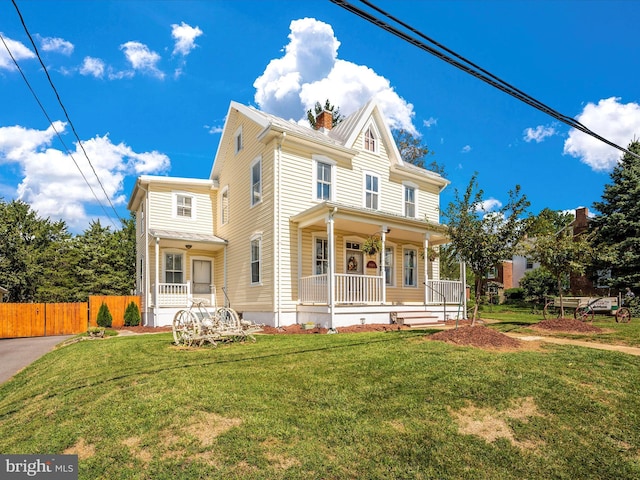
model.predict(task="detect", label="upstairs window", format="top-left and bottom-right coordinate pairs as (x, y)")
top-left (165, 253), bottom-right (183, 284)
top-left (251, 157), bottom-right (262, 206)
top-left (364, 126), bottom-right (377, 152)
top-left (221, 186), bottom-right (229, 224)
top-left (404, 185), bottom-right (416, 218)
top-left (316, 161), bottom-right (333, 201)
top-left (365, 173), bottom-right (379, 210)
top-left (176, 194), bottom-right (193, 218)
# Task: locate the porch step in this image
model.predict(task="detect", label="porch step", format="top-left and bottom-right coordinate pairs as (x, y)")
top-left (392, 311), bottom-right (442, 326)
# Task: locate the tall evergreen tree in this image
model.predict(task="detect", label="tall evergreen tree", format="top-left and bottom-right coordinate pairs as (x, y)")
top-left (590, 140), bottom-right (640, 290)
top-left (0, 199), bottom-right (71, 302)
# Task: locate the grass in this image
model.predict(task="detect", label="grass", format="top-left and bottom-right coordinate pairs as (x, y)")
top-left (480, 304), bottom-right (640, 347)
top-left (1, 330), bottom-right (640, 479)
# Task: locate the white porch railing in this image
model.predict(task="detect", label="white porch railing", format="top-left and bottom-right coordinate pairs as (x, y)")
top-left (299, 274), bottom-right (328, 304)
top-left (155, 283), bottom-right (191, 307)
top-left (299, 274), bottom-right (384, 304)
top-left (426, 280), bottom-right (464, 304)
top-left (335, 274), bottom-right (384, 304)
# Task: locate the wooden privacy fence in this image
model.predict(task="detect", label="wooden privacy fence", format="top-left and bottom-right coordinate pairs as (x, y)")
top-left (0, 296), bottom-right (141, 339)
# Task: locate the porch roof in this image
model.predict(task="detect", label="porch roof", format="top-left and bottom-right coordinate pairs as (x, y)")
top-left (290, 202), bottom-right (449, 245)
top-left (149, 229), bottom-right (228, 250)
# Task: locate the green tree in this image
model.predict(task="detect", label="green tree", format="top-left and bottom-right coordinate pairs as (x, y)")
top-left (443, 173), bottom-right (529, 323)
top-left (0, 199), bottom-right (71, 302)
top-left (526, 208), bottom-right (573, 236)
top-left (590, 140), bottom-right (640, 291)
top-left (96, 302), bottom-right (113, 328)
top-left (306, 99), bottom-right (344, 128)
top-left (392, 128), bottom-right (445, 176)
top-left (526, 228), bottom-right (592, 318)
top-left (520, 267), bottom-right (559, 305)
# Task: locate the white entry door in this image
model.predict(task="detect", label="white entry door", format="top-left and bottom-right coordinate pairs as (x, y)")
top-left (192, 260), bottom-right (212, 294)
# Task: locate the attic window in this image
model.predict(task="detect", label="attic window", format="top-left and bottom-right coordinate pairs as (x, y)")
top-left (364, 126), bottom-right (376, 152)
top-left (235, 126), bottom-right (243, 154)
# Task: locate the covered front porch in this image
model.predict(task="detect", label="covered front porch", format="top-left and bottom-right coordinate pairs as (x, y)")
top-left (146, 229), bottom-right (228, 326)
top-left (291, 202), bottom-right (466, 328)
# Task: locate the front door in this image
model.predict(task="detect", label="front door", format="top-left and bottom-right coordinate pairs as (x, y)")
top-left (192, 260), bottom-right (212, 295)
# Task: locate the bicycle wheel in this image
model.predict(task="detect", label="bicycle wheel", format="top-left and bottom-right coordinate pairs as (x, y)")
top-left (575, 306), bottom-right (594, 322)
top-left (616, 307), bottom-right (631, 323)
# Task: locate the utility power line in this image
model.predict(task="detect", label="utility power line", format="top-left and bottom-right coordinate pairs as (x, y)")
top-left (9, 0), bottom-right (123, 226)
top-left (0, 33), bottom-right (119, 229)
top-left (330, 0), bottom-right (640, 161)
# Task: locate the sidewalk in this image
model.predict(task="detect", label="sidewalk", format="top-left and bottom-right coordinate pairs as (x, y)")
top-left (511, 334), bottom-right (640, 356)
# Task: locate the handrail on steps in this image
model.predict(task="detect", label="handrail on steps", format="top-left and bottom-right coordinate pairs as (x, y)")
top-left (424, 282), bottom-right (446, 323)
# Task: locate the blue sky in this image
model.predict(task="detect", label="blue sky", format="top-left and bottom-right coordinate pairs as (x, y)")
top-left (1, 0), bottom-right (639, 233)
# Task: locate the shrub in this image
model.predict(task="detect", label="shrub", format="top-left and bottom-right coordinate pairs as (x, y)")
top-left (504, 287), bottom-right (525, 302)
top-left (96, 302), bottom-right (113, 328)
top-left (123, 301), bottom-right (141, 327)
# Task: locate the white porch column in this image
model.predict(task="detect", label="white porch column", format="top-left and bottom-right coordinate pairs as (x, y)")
top-left (327, 209), bottom-right (336, 329)
top-left (297, 226), bottom-right (302, 302)
top-left (423, 234), bottom-right (430, 304)
top-left (380, 225), bottom-right (387, 304)
top-left (154, 236), bottom-right (160, 311)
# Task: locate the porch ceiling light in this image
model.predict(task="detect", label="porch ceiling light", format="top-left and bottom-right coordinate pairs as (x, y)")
top-left (185, 244), bottom-right (192, 250)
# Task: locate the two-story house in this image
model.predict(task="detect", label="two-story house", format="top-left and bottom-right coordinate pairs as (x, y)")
top-left (127, 99), bottom-right (465, 328)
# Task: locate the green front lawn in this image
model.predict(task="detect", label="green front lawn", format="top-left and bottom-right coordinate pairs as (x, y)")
top-left (1, 331), bottom-right (640, 479)
top-left (480, 304), bottom-right (640, 346)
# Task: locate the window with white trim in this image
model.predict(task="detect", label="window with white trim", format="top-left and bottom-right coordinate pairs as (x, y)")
top-left (139, 204), bottom-right (145, 235)
top-left (250, 236), bottom-right (261, 284)
top-left (176, 194), bottom-right (193, 218)
top-left (403, 248), bottom-right (417, 287)
top-left (165, 252), bottom-right (184, 284)
top-left (364, 125), bottom-right (377, 152)
top-left (315, 160), bottom-right (333, 201)
top-left (221, 186), bottom-right (229, 224)
top-left (251, 157), bottom-right (262, 206)
top-left (384, 246), bottom-right (394, 286)
top-left (404, 185), bottom-right (416, 218)
top-left (234, 126), bottom-right (243, 154)
top-left (365, 173), bottom-right (379, 210)
top-left (315, 237), bottom-right (328, 275)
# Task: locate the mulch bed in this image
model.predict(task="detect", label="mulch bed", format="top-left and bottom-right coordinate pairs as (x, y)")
top-left (534, 318), bottom-right (603, 333)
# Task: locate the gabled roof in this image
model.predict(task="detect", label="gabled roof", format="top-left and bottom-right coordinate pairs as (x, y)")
top-left (209, 100), bottom-right (449, 190)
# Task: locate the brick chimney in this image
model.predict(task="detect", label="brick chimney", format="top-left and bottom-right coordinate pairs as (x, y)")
top-left (314, 110), bottom-right (333, 131)
top-left (573, 207), bottom-right (589, 235)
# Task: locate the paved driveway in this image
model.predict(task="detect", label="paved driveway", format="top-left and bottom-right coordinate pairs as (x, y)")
top-left (0, 335), bottom-right (74, 384)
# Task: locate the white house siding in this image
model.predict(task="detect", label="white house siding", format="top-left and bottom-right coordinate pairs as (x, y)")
top-left (147, 184), bottom-right (215, 235)
top-left (213, 113), bottom-right (274, 318)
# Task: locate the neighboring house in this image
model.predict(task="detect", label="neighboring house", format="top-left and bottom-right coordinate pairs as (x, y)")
top-left (0, 285), bottom-right (7, 301)
top-left (127, 99), bottom-right (465, 328)
top-left (482, 261), bottom-right (514, 303)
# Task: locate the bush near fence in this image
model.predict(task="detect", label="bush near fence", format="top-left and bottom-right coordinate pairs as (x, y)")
top-left (0, 296), bottom-right (141, 338)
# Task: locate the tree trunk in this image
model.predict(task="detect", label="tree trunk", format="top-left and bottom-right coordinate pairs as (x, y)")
top-left (557, 276), bottom-right (564, 319)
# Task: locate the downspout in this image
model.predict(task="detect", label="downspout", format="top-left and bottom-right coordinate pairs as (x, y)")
top-left (275, 132), bottom-right (286, 327)
top-left (380, 225), bottom-right (387, 304)
top-left (138, 181), bottom-right (150, 326)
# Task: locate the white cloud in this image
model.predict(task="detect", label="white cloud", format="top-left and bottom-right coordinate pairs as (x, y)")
top-left (0, 123), bottom-right (170, 230)
top-left (120, 41), bottom-right (164, 79)
top-left (204, 124), bottom-right (223, 134)
top-left (39, 36), bottom-right (74, 55)
top-left (523, 124), bottom-right (556, 143)
top-left (79, 56), bottom-right (106, 78)
top-left (423, 117), bottom-right (437, 128)
top-left (0, 34), bottom-right (35, 70)
top-left (564, 97), bottom-right (640, 171)
top-left (476, 198), bottom-right (502, 213)
top-left (171, 22), bottom-right (203, 56)
top-left (461, 145), bottom-right (472, 153)
top-left (253, 18), bottom-right (417, 134)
